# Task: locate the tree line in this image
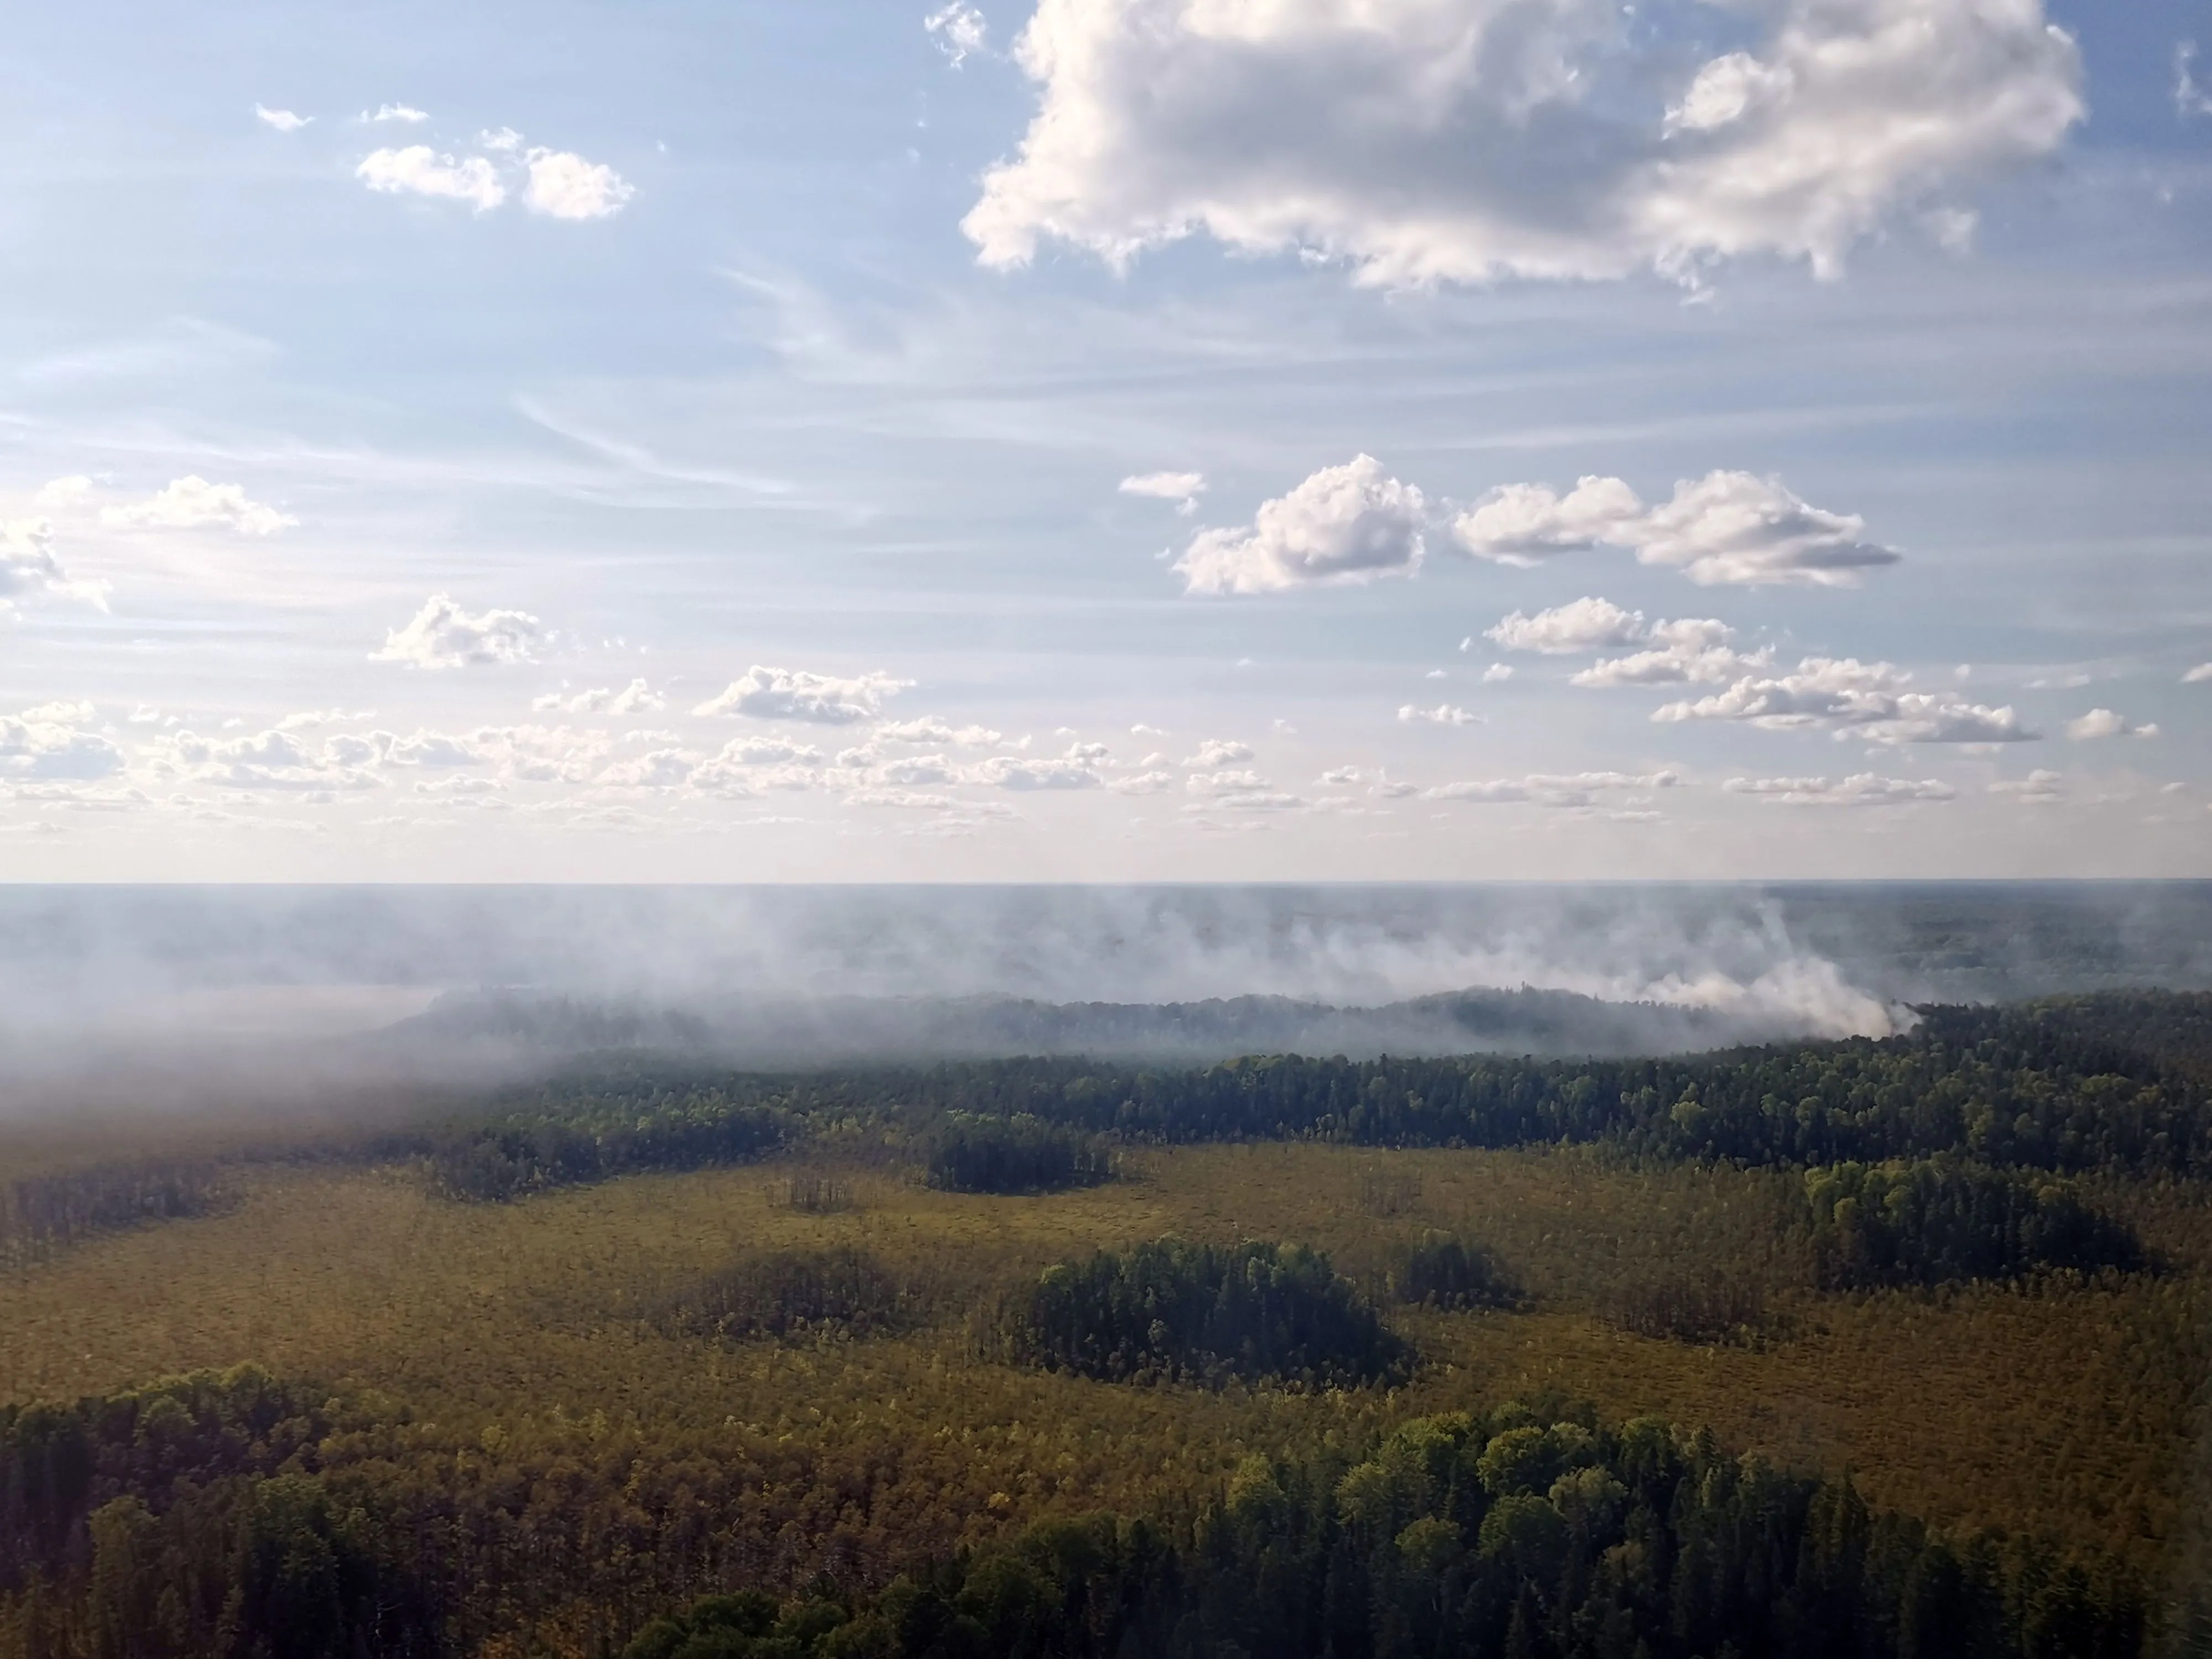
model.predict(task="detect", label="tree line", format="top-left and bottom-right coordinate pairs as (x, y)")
top-left (1, 1369), bottom-right (2151, 1659)
top-left (983, 1239), bottom-right (1410, 1391)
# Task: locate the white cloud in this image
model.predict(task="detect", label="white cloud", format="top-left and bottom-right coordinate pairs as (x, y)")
top-left (99, 476), bottom-right (296, 535)
top-left (2067, 708), bottom-right (2158, 740)
top-left (369, 103), bottom-right (431, 123)
top-left (1187, 768), bottom-right (1270, 794)
top-left (1120, 471), bottom-right (1207, 514)
top-left (371, 594), bottom-right (544, 670)
top-left (597, 750), bottom-right (697, 790)
top-left (2179, 42), bottom-right (2212, 118)
top-left (1486, 599), bottom-right (1753, 685)
top-left (358, 147), bottom-right (506, 211)
top-left (1426, 770), bottom-right (1681, 808)
top-left (1487, 597), bottom-right (1648, 654)
top-left (0, 708), bottom-right (125, 781)
top-left (1653, 656), bottom-right (2033, 744)
top-left (693, 665), bottom-right (911, 724)
top-left (1478, 663), bottom-right (1514, 685)
top-left (2183, 664), bottom-right (2212, 685)
top-left (1190, 791), bottom-right (1306, 812)
top-left (926, 2), bottom-right (989, 66)
top-left (1176, 455), bottom-right (1423, 594)
top-left (1182, 738), bottom-right (1253, 767)
top-left (1991, 769), bottom-right (2065, 804)
top-left (1397, 703), bottom-right (1479, 726)
top-left (1723, 773), bottom-right (1955, 807)
top-left (255, 105), bottom-right (310, 132)
top-left (963, 0), bottom-right (2080, 286)
top-left (0, 519), bottom-right (107, 612)
top-left (532, 679), bottom-right (665, 716)
top-left (970, 745), bottom-right (1105, 789)
top-left (876, 753), bottom-right (961, 786)
top-left (874, 716), bottom-right (1005, 747)
top-left (1454, 479), bottom-right (1644, 567)
top-left (149, 727), bottom-right (378, 792)
top-left (1632, 472), bottom-right (1901, 587)
top-left (847, 787), bottom-right (964, 810)
top-left (1572, 622), bottom-right (1759, 688)
top-left (524, 148), bottom-right (635, 219)
top-left (1457, 473), bottom-right (1897, 587)
top-left (1107, 769), bottom-right (1176, 794)
top-left (712, 737), bottom-right (825, 766)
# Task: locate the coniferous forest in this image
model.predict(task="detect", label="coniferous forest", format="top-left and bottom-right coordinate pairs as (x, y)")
top-left (3, 991), bottom-right (2210, 1657)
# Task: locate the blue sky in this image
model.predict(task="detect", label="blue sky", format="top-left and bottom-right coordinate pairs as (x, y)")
top-left (1, 0), bottom-right (2209, 880)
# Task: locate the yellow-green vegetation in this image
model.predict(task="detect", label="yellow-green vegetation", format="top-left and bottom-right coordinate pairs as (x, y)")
top-left (1, 1141), bottom-right (2203, 1588)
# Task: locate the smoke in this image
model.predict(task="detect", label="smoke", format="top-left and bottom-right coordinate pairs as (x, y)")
top-left (0, 883), bottom-right (2206, 1114)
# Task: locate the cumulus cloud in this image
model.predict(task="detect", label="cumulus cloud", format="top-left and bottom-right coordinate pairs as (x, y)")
top-left (1454, 479), bottom-right (1644, 567)
top-left (1457, 473), bottom-right (1897, 587)
top-left (1182, 738), bottom-right (1253, 767)
top-left (926, 2), bottom-right (989, 65)
top-left (2183, 664), bottom-right (2212, 684)
top-left (1653, 656), bottom-right (2033, 744)
top-left (0, 706), bottom-right (126, 781)
top-left (1487, 596), bottom-right (1648, 654)
top-left (693, 665), bottom-right (911, 724)
top-left (532, 679), bottom-right (664, 716)
top-left (524, 149), bottom-right (635, 219)
top-left (0, 519), bottom-right (107, 612)
top-left (149, 727), bottom-right (379, 792)
top-left (1991, 769), bottom-right (2064, 803)
top-left (874, 716), bottom-right (1005, 747)
top-left (1723, 773), bottom-right (1955, 806)
top-left (1176, 455), bottom-right (1423, 594)
top-left (1572, 622), bottom-right (1758, 688)
top-left (368, 103), bottom-right (431, 123)
top-left (1120, 471), bottom-right (1207, 514)
top-left (971, 745), bottom-right (1107, 789)
top-left (963, 0), bottom-right (2081, 286)
top-left (255, 105), bottom-right (310, 132)
top-left (1426, 770), bottom-right (1682, 808)
top-left (2180, 42), bottom-right (2212, 118)
top-left (1633, 472), bottom-right (1901, 586)
top-left (1107, 769), bottom-right (1176, 794)
top-left (2067, 708), bottom-right (2158, 740)
top-left (371, 594), bottom-right (544, 670)
top-left (99, 476), bottom-right (296, 535)
top-left (1486, 598), bottom-right (1754, 685)
top-left (1397, 703), bottom-right (1480, 726)
top-left (1479, 663), bottom-right (1514, 684)
top-left (358, 147), bottom-right (505, 211)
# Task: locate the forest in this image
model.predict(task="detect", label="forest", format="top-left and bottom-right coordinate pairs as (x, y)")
top-left (0, 990), bottom-right (2207, 1657)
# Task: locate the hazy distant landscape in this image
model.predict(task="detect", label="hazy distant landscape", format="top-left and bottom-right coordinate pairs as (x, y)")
top-left (3, 884), bottom-right (2209, 1657)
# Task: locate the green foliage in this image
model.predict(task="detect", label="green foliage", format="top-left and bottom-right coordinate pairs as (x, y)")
top-left (670, 1247), bottom-right (927, 1343)
top-left (924, 1117), bottom-right (1112, 1196)
top-left (990, 1238), bottom-right (1410, 1390)
top-left (1803, 1157), bottom-right (2146, 1288)
top-left (1595, 1272), bottom-right (1771, 1346)
top-left (1, 1160), bottom-right (230, 1267)
top-left (429, 1093), bottom-right (789, 1200)
top-left (634, 1402), bottom-right (2145, 1659)
top-left (1388, 1233), bottom-right (1520, 1311)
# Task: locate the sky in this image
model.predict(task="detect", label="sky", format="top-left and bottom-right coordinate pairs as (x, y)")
top-left (1, 0), bottom-right (2209, 883)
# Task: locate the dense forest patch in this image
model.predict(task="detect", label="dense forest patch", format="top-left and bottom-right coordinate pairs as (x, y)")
top-left (1595, 1270), bottom-right (1774, 1347)
top-left (666, 1246), bottom-right (928, 1343)
top-left (1386, 1232), bottom-right (1521, 1311)
top-left (1803, 1158), bottom-right (2146, 1288)
top-left (986, 1238), bottom-right (1411, 1390)
top-left (629, 1404), bottom-right (2142, 1659)
top-left (0, 1159), bottom-right (232, 1267)
top-left (5, 1368), bottom-right (2152, 1659)
top-left (922, 1116), bottom-right (1112, 1196)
